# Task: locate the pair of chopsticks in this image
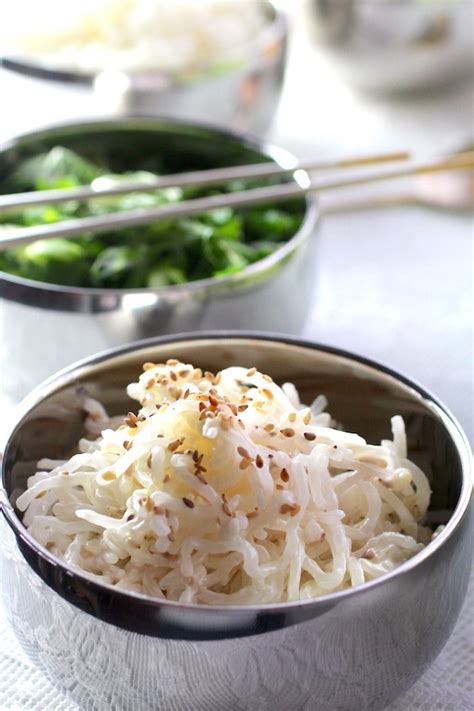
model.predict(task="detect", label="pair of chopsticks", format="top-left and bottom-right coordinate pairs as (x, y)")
top-left (0, 150), bottom-right (472, 250)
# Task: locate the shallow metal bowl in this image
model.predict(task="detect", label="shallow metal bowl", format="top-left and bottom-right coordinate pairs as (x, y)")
top-left (1, 1), bottom-right (287, 135)
top-left (0, 118), bottom-right (317, 402)
top-left (0, 333), bottom-right (472, 710)
top-left (307, 0), bottom-right (474, 92)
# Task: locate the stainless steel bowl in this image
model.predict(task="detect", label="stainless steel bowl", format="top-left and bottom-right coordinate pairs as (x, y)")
top-left (0, 118), bottom-right (317, 402)
top-left (1, 1), bottom-right (287, 135)
top-left (0, 333), bottom-right (472, 710)
top-left (307, 0), bottom-right (474, 92)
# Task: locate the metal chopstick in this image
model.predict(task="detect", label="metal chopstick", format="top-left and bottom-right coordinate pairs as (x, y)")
top-left (0, 151), bottom-right (409, 212)
top-left (1, 152), bottom-right (472, 250)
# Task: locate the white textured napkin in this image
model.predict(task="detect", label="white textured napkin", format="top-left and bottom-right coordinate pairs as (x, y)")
top-left (1, 571), bottom-right (472, 711)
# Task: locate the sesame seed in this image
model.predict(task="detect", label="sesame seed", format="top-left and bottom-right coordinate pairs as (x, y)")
top-left (205, 371), bottom-right (215, 381)
top-left (102, 470), bottom-right (116, 482)
top-left (145, 379), bottom-right (156, 390)
top-left (179, 369), bottom-right (190, 378)
top-left (247, 510), bottom-right (259, 519)
top-left (264, 423), bottom-right (275, 432)
top-left (280, 468), bottom-right (289, 482)
top-left (237, 446), bottom-right (251, 459)
top-left (262, 388), bottom-right (273, 399)
top-left (303, 410), bottom-right (311, 425)
top-left (146, 453), bottom-right (153, 469)
top-left (280, 503), bottom-right (300, 515)
top-left (168, 438), bottom-right (184, 452)
top-left (193, 368), bottom-right (202, 380)
top-left (35, 491), bottom-right (46, 499)
top-left (281, 428), bottom-right (295, 437)
top-left (214, 372), bottom-right (222, 384)
top-left (125, 412), bottom-right (139, 428)
top-left (262, 374), bottom-right (273, 383)
top-left (209, 394), bottom-right (219, 408)
top-left (142, 362), bottom-right (156, 371)
top-left (288, 412), bottom-right (297, 423)
top-left (255, 454), bottom-right (264, 468)
top-left (239, 458), bottom-right (252, 470)
top-left (199, 402), bottom-right (206, 412)
top-left (167, 359), bottom-right (179, 365)
top-left (246, 367), bottom-right (257, 376)
top-left (304, 432), bottom-right (316, 441)
top-left (182, 497), bottom-right (195, 509)
top-left (276, 484), bottom-right (284, 491)
top-left (126, 514), bottom-right (135, 521)
top-left (123, 440), bottom-right (131, 450)
top-left (238, 404), bottom-right (248, 412)
top-left (153, 506), bottom-right (163, 515)
top-left (170, 371), bottom-right (178, 382)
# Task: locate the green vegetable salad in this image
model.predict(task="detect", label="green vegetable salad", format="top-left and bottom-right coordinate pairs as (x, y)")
top-left (0, 147), bottom-right (304, 289)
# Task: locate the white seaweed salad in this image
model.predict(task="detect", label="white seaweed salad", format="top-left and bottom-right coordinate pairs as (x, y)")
top-left (17, 360), bottom-right (432, 605)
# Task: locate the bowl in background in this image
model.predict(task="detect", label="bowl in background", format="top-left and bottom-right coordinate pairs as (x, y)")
top-left (306, 0), bottom-right (474, 93)
top-left (1, 1), bottom-right (288, 135)
top-left (0, 118), bottom-right (317, 402)
top-left (0, 333), bottom-right (472, 710)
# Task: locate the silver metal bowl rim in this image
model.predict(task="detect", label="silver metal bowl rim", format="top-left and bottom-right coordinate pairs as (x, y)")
top-left (0, 0), bottom-right (286, 87)
top-left (0, 116), bottom-right (318, 309)
top-left (1, 331), bottom-right (472, 615)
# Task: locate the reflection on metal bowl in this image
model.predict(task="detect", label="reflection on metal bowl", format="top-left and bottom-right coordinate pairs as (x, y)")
top-left (0, 1), bottom-right (287, 135)
top-left (0, 118), bottom-right (318, 401)
top-left (0, 334), bottom-right (472, 710)
top-left (307, 0), bottom-right (474, 92)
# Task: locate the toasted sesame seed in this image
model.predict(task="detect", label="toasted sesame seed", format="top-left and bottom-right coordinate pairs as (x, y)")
top-left (209, 394), bottom-right (219, 408)
top-left (280, 503), bottom-right (300, 515)
top-left (247, 510), bottom-right (259, 519)
top-left (246, 367), bottom-right (257, 376)
top-left (168, 438), bottom-right (184, 452)
top-left (183, 388), bottom-right (190, 399)
top-left (255, 454), bottom-right (264, 468)
top-left (264, 423), bottom-right (275, 432)
top-left (237, 446), bottom-right (251, 459)
top-left (281, 427), bottom-right (295, 437)
top-left (237, 419), bottom-right (246, 430)
top-left (126, 514), bottom-right (135, 521)
top-left (145, 378), bottom-right (156, 390)
top-left (229, 403), bottom-right (239, 416)
top-left (239, 458), bottom-right (252, 470)
top-left (276, 484), bottom-right (284, 491)
top-left (262, 374), bottom-right (273, 383)
top-left (35, 491), bottom-right (46, 499)
top-left (262, 388), bottom-right (273, 399)
top-left (238, 404), bottom-right (248, 412)
top-left (199, 402), bottom-right (206, 412)
top-left (179, 369), bottom-right (190, 378)
top-left (221, 496), bottom-right (232, 517)
top-left (170, 371), bottom-right (178, 382)
top-left (123, 440), bottom-right (131, 450)
top-left (146, 453), bottom-right (153, 469)
top-left (288, 412), bottom-right (297, 423)
top-left (304, 432), bottom-right (316, 441)
top-left (280, 468), bottom-right (289, 482)
top-left (125, 412), bottom-right (139, 428)
top-left (182, 497), bottom-right (195, 509)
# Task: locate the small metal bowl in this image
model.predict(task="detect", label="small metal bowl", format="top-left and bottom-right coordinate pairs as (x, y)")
top-left (0, 333), bottom-right (472, 710)
top-left (307, 0), bottom-right (474, 92)
top-left (0, 117), bottom-right (317, 402)
top-left (1, 1), bottom-right (287, 135)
